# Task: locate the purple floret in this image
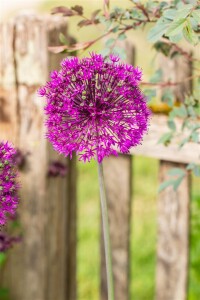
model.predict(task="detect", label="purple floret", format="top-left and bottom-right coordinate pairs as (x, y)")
top-left (0, 232), bottom-right (21, 252)
top-left (0, 142), bottom-right (19, 226)
top-left (38, 53), bottom-right (151, 162)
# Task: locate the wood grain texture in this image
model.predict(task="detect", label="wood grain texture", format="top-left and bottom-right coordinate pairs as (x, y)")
top-left (159, 53), bottom-right (192, 102)
top-left (46, 16), bottom-right (77, 300)
top-left (156, 161), bottom-right (190, 300)
top-left (0, 14), bottom-right (77, 300)
top-left (100, 42), bottom-right (135, 300)
top-left (101, 155), bottom-right (132, 300)
top-left (130, 114), bottom-right (200, 164)
top-left (0, 22), bottom-right (18, 140)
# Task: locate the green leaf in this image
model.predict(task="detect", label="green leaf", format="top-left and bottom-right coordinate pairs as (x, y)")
top-left (97, 15), bottom-right (106, 24)
top-left (11, 219), bottom-right (21, 229)
top-left (169, 32), bottom-right (183, 43)
top-left (187, 105), bottom-right (196, 117)
top-left (173, 175), bottom-right (184, 190)
top-left (190, 16), bottom-right (199, 30)
top-left (191, 10), bottom-right (200, 23)
top-left (153, 41), bottom-right (172, 56)
top-left (59, 33), bottom-right (68, 45)
top-left (179, 136), bottom-right (190, 148)
top-left (112, 25), bottom-right (119, 33)
top-left (167, 119), bottom-right (176, 131)
top-left (163, 9), bottom-right (176, 20)
top-left (191, 131), bottom-right (199, 143)
top-left (158, 179), bottom-right (174, 192)
top-left (192, 124), bottom-right (200, 131)
top-left (105, 38), bottom-right (115, 47)
top-left (118, 33), bottom-right (127, 41)
top-left (0, 288), bottom-right (9, 300)
top-left (173, 105), bottom-right (188, 118)
top-left (176, 4), bottom-right (193, 19)
top-left (0, 253), bottom-right (6, 266)
top-left (113, 46), bottom-right (126, 60)
top-left (165, 18), bottom-right (186, 37)
top-left (148, 17), bottom-right (170, 42)
top-left (158, 132), bottom-right (173, 145)
top-left (150, 69), bottom-right (163, 83)
top-left (167, 168), bottom-right (185, 176)
top-left (194, 165), bottom-right (200, 177)
top-left (125, 11), bottom-right (130, 19)
top-left (143, 89), bottom-right (156, 101)
top-left (181, 119), bottom-right (189, 131)
top-left (186, 163), bottom-right (195, 170)
top-left (183, 19), bottom-right (198, 45)
top-left (162, 89), bottom-right (174, 107)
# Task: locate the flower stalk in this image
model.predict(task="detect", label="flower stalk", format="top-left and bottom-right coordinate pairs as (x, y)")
top-left (98, 162), bottom-right (114, 300)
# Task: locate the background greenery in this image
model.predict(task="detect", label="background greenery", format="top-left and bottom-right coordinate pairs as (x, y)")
top-left (78, 157), bottom-right (200, 300)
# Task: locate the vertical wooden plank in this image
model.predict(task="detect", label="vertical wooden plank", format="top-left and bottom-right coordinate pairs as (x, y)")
top-left (156, 161), bottom-right (190, 300)
top-left (101, 155), bottom-right (132, 300)
top-left (10, 14), bottom-right (49, 300)
top-left (0, 14), bottom-right (77, 300)
top-left (159, 53), bottom-right (192, 102)
top-left (46, 152), bottom-right (77, 300)
top-left (100, 42), bottom-right (134, 300)
top-left (0, 21), bottom-right (18, 141)
top-left (46, 16), bottom-right (77, 300)
top-left (156, 46), bottom-right (192, 300)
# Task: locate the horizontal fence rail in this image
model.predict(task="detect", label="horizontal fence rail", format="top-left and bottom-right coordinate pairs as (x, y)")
top-left (0, 13), bottom-right (198, 300)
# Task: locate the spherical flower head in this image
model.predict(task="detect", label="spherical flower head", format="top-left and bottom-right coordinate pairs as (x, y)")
top-left (39, 53), bottom-right (151, 163)
top-left (0, 142), bottom-right (20, 226)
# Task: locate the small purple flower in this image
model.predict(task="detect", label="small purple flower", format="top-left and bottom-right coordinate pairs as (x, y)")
top-left (39, 53), bottom-right (150, 162)
top-left (0, 142), bottom-right (19, 226)
top-left (48, 161), bottom-right (67, 177)
top-left (0, 232), bottom-right (21, 252)
top-left (13, 148), bottom-right (29, 170)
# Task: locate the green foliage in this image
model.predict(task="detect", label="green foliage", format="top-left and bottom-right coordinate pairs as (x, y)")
top-left (148, 2), bottom-right (199, 45)
top-left (187, 163), bottom-right (200, 177)
top-left (0, 288), bottom-right (9, 300)
top-left (158, 167), bottom-right (186, 192)
top-left (59, 33), bottom-right (68, 45)
top-left (78, 158), bottom-right (200, 299)
top-left (0, 253), bottom-right (6, 267)
top-left (148, 17), bottom-right (171, 42)
top-left (183, 19), bottom-right (198, 45)
top-left (158, 132), bottom-right (173, 146)
top-left (143, 88), bottom-right (156, 102)
top-left (189, 191), bottom-right (200, 299)
top-left (150, 69), bottom-right (163, 83)
top-left (162, 89), bottom-right (174, 107)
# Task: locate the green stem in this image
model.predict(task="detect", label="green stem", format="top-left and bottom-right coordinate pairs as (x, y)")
top-left (97, 162), bottom-right (115, 300)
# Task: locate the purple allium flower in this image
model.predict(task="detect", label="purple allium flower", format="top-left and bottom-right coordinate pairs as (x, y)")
top-left (0, 232), bottom-right (21, 252)
top-left (0, 142), bottom-right (19, 226)
top-left (13, 148), bottom-right (29, 170)
top-left (48, 161), bottom-right (67, 177)
top-left (39, 53), bottom-right (150, 162)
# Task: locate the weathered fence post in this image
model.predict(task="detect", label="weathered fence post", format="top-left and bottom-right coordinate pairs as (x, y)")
top-left (101, 43), bottom-right (135, 300)
top-left (155, 53), bottom-right (192, 300)
top-left (156, 161), bottom-right (190, 300)
top-left (0, 14), bottom-right (76, 300)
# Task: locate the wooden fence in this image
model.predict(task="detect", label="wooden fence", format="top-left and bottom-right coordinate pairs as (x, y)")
top-left (0, 13), bottom-right (199, 300)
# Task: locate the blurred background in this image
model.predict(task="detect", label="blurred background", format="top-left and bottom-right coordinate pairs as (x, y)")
top-left (0, 1), bottom-right (200, 300)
